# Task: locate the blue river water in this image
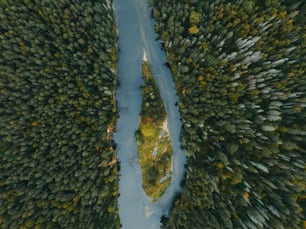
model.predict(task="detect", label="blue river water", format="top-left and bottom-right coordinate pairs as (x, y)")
top-left (113, 0), bottom-right (186, 228)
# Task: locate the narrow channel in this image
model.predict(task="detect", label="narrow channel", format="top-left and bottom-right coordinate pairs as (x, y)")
top-left (113, 0), bottom-right (186, 228)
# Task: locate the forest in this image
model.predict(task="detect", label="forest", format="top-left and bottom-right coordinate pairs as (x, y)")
top-left (150, 0), bottom-right (305, 228)
top-left (1, 0), bottom-right (305, 228)
top-left (0, 1), bottom-right (120, 228)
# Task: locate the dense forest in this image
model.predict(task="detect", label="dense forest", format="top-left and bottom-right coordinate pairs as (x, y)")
top-left (1, 0), bottom-right (305, 228)
top-left (150, 0), bottom-right (305, 228)
top-left (0, 1), bottom-right (120, 228)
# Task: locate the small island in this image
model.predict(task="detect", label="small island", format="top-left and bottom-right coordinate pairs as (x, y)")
top-left (135, 59), bottom-right (172, 201)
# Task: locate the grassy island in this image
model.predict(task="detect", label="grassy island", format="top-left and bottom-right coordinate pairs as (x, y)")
top-left (135, 61), bottom-right (172, 201)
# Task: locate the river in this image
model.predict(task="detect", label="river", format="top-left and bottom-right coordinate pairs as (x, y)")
top-left (112, 0), bottom-right (186, 228)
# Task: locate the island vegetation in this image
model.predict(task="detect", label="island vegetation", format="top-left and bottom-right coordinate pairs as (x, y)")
top-left (135, 61), bottom-right (172, 201)
top-left (150, 0), bottom-right (305, 228)
top-left (0, 1), bottom-right (120, 228)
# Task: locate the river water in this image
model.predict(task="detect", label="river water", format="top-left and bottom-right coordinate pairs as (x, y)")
top-left (113, 0), bottom-right (186, 228)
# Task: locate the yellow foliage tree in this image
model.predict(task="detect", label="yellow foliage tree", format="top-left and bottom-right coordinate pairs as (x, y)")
top-left (189, 25), bottom-right (199, 34)
top-left (189, 11), bottom-right (201, 24)
top-left (141, 123), bottom-right (155, 137)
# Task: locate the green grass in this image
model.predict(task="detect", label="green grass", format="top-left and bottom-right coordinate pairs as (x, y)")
top-left (135, 61), bottom-right (172, 201)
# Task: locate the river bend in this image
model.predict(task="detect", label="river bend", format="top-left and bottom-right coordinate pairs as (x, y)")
top-left (113, 0), bottom-right (186, 228)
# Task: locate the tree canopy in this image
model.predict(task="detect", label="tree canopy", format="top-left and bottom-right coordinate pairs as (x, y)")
top-left (0, 1), bottom-right (120, 228)
top-left (150, 0), bottom-right (305, 228)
